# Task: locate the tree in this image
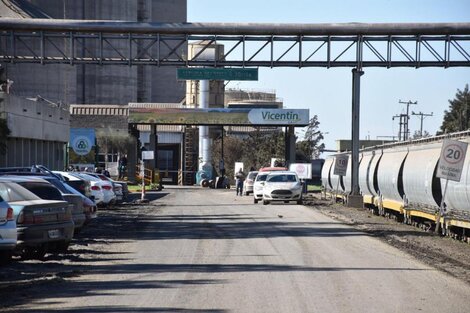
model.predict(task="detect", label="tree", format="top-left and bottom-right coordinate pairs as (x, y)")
top-left (96, 128), bottom-right (133, 155)
top-left (439, 84), bottom-right (470, 134)
top-left (211, 130), bottom-right (285, 179)
top-left (411, 130), bottom-right (430, 139)
top-left (242, 130), bottom-right (285, 169)
top-left (211, 135), bottom-right (245, 180)
top-left (296, 115), bottom-right (325, 161)
top-left (0, 117), bottom-right (10, 155)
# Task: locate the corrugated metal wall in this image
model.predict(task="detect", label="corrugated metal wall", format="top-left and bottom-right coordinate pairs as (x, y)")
top-left (0, 138), bottom-right (65, 170)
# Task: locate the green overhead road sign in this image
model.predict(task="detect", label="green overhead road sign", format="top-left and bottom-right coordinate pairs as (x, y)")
top-left (177, 68), bottom-right (258, 81)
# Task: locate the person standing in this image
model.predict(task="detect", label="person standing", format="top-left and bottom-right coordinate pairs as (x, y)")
top-left (235, 168), bottom-right (245, 196)
top-left (118, 154), bottom-right (128, 179)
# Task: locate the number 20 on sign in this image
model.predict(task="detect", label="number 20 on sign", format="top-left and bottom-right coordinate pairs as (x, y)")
top-left (437, 139), bottom-right (468, 182)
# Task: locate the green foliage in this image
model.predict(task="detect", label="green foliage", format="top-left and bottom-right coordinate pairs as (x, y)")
top-left (96, 128), bottom-right (133, 154)
top-left (211, 130), bottom-right (285, 179)
top-left (242, 130), bottom-right (285, 169)
top-left (411, 130), bottom-right (431, 139)
top-left (69, 149), bottom-right (96, 165)
top-left (296, 115), bottom-right (325, 161)
top-left (211, 136), bottom-right (245, 180)
top-left (439, 84), bottom-right (470, 134)
top-left (0, 117), bottom-right (11, 155)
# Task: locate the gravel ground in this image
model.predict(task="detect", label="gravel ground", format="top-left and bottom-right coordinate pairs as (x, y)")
top-left (303, 193), bottom-right (470, 285)
top-left (1, 191), bottom-right (469, 311)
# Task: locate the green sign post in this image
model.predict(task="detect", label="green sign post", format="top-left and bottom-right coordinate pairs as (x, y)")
top-left (177, 68), bottom-right (258, 81)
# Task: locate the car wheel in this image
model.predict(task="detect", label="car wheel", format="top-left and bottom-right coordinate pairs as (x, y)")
top-left (297, 199), bottom-right (303, 205)
top-left (21, 246), bottom-right (46, 260)
top-left (263, 200), bottom-right (270, 205)
top-left (50, 241), bottom-right (71, 254)
top-left (254, 198), bottom-right (258, 204)
top-left (0, 251), bottom-right (12, 265)
top-left (245, 191), bottom-right (249, 196)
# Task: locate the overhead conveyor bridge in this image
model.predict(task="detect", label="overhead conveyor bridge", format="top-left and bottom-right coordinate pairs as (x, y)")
top-left (2, 19), bottom-right (470, 205)
top-left (0, 19), bottom-right (469, 67)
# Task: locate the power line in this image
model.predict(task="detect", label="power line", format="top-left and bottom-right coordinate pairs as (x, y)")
top-left (411, 111), bottom-right (433, 137)
top-left (398, 100), bottom-right (417, 141)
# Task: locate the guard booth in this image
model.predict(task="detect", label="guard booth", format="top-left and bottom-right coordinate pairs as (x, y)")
top-left (127, 104), bottom-right (310, 185)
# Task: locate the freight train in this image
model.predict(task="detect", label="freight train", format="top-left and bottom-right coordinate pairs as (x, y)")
top-left (321, 131), bottom-right (470, 242)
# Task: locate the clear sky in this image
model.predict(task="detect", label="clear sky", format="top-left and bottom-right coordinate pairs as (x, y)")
top-left (187, 0), bottom-right (470, 153)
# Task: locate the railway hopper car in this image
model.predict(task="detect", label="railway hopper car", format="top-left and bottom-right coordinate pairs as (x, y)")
top-left (358, 150), bottom-right (382, 205)
top-left (321, 157), bottom-right (334, 192)
top-left (323, 132), bottom-right (470, 242)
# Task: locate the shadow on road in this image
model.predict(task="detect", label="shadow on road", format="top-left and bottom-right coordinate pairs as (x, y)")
top-left (0, 196), bottom-right (433, 311)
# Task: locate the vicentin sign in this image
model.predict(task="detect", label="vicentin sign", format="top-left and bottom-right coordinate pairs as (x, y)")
top-left (248, 109), bottom-right (309, 125)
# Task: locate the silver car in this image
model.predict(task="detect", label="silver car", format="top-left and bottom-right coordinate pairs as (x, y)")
top-left (0, 195), bottom-right (16, 264)
top-left (0, 181), bottom-right (74, 259)
top-left (244, 171), bottom-right (258, 196)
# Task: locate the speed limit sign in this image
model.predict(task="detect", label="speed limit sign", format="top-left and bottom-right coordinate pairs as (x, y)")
top-left (437, 139), bottom-right (468, 182)
top-left (333, 154), bottom-right (349, 176)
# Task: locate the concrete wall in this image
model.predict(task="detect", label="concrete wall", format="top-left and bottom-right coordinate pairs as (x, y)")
top-left (0, 94), bottom-right (69, 142)
top-left (0, 138), bottom-right (65, 169)
top-left (0, 93), bottom-right (68, 169)
top-left (3, 0), bottom-right (187, 105)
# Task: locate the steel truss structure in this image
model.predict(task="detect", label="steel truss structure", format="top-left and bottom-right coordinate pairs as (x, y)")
top-left (0, 19), bottom-right (469, 68)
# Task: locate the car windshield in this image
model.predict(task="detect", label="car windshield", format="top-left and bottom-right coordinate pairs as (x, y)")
top-left (256, 174), bottom-right (269, 182)
top-left (62, 183), bottom-right (85, 198)
top-left (18, 182), bottom-right (64, 201)
top-left (248, 172), bottom-right (258, 180)
top-left (267, 174), bottom-right (297, 183)
top-left (76, 173), bottom-right (100, 181)
top-left (0, 182), bottom-right (41, 202)
top-left (44, 178), bottom-right (69, 194)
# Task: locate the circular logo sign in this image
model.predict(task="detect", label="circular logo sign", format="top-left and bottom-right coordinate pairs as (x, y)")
top-left (296, 164), bottom-right (306, 174)
top-left (72, 136), bottom-right (93, 156)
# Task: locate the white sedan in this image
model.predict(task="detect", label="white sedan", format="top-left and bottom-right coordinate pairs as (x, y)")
top-left (262, 171), bottom-right (303, 205)
top-left (253, 172), bottom-right (270, 204)
top-left (72, 173), bottom-right (116, 206)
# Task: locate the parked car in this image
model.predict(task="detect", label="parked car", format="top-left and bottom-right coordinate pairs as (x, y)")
top-left (61, 183), bottom-right (97, 224)
top-left (85, 173), bottom-right (125, 202)
top-left (258, 167), bottom-right (288, 172)
top-left (53, 171), bottom-right (92, 199)
top-left (95, 174), bottom-right (129, 201)
top-left (0, 175), bottom-right (87, 232)
top-left (243, 171), bottom-right (258, 196)
top-left (72, 173), bottom-right (116, 206)
top-left (262, 171), bottom-right (303, 205)
top-left (0, 195), bottom-right (16, 264)
top-left (0, 165), bottom-right (57, 175)
top-left (0, 180), bottom-right (74, 259)
top-left (253, 172), bottom-right (271, 204)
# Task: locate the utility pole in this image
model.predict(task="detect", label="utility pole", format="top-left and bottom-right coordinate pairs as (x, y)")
top-left (399, 100), bottom-right (418, 141)
top-left (411, 111), bottom-right (433, 137)
top-left (392, 114), bottom-right (407, 141)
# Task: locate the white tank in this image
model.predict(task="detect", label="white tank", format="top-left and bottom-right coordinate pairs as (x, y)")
top-left (376, 147), bottom-right (408, 202)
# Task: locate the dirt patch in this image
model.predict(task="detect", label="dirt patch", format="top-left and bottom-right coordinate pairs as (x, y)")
top-left (0, 202), bottom-right (158, 310)
top-left (304, 194), bottom-right (470, 285)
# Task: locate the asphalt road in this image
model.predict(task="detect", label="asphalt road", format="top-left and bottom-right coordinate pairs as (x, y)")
top-left (15, 187), bottom-right (470, 313)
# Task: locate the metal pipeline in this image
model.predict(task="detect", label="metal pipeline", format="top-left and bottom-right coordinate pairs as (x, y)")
top-left (1, 19), bottom-right (470, 35)
top-left (199, 80), bottom-right (211, 171)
